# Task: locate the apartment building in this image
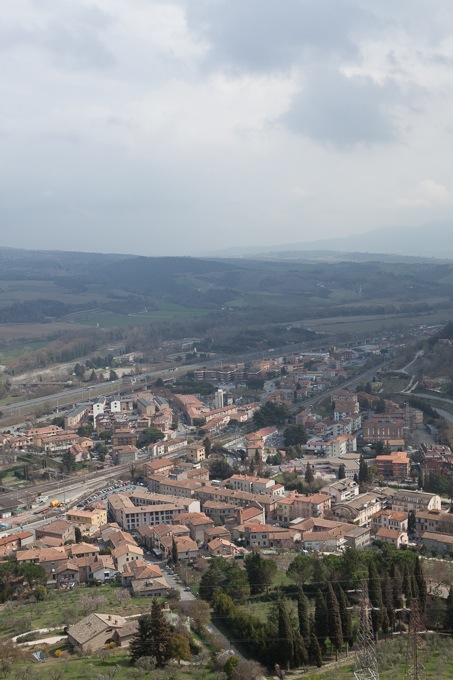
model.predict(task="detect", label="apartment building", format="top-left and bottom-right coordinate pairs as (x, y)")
top-left (321, 479), bottom-right (360, 504)
top-left (107, 491), bottom-right (199, 531)
top-left (391, 490), bottom-right (441, 513)
top-left (376, 451), bottom-right (410, 481)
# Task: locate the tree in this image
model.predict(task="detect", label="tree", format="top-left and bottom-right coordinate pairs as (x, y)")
top-left (297, 587), bottom-right (310, 643)
top-left (109, 369), bottom-right (119, 381)
top-left (200, 558), bottom-right (250, 602)
top-left (129, 615), bottom-right (152, 664)
top-left (444, 585), bottom-right (453, 632)
top-left (304, 463), bottom-right (314, 485)
top-left (61, 449), bottom-right (76, 473)
top-left (314, 590), bottom-right (328, 650)
top-left (208, 458), bottom-right (233, 480)
top-left (402, 562), bottom-right (412, 604)
top-left (224, 655), bottom-right (240, 679)
top-left (326, 582), bottom-right (343, 657)
top-left (171, 537), bottom-right (178, 566)
top-left (167, 633), bottom-right (191, 664)
top-left (293, 632), bottom-right (308, 667)
top-left (338, 464), bottom-right (346, 480)
top-left (283, 424), bottom-right (307, 448)
top-left (74, 527), bottom-right (82, 544)
top-left (138, 427), bottom-right (165, 448)
top-left (390, 563), bottom-right (403, 609)
top-left (358, 455), bottom-right (369, 484)
top-left (203, 436), bottom-right (212, 455)
top-left (414, 556), bottom-right (427, 612)
top-left (287, 554), bottom-right (313, 587)
top-left (336, 584), bottom-right (353, 647)
top-left (382, 573), bottom-right (395, 631)
top-left (253, 401), bottom-right (290, 428)
top-left (277, 599), bottom-right (294, 669)
top-left (408, 510), bottom-right (416, 534)
top-left (244, 552), bottom-right (277, 594)
top-left (368, 562), bottom-right (384, 634)
top-left (308, 617), bottom-right (323, 668)
top-left (148, 600), bottom-right (172, 666)
top-left (177, 599), bottom-right (211, 632)
top-left (34, 585), bottom-right (47, 601)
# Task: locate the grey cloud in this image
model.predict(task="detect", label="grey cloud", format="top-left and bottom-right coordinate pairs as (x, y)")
top-left (183, 0), bottom-right (374, 71)
top-left (0, 5), bottom-right (115, 71)
top-left (281, 69), bottom-right (399, 148)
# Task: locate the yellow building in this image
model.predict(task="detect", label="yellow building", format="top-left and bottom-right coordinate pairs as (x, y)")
top-left (66, 506), bottom-right (107, 527)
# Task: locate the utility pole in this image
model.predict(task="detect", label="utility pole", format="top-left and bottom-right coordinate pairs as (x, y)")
top-left (354, 580), bottom-right (379, 680)
top-left (405, 600), bottom-right (425, 680)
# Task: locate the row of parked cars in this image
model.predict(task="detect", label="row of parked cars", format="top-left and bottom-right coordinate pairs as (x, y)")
top-left (76, 481), bottom-right (135, 508)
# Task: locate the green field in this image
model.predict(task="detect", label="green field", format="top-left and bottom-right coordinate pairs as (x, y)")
top-left (0, 584), bottom-right (151, 637)
top-left (72, 305), bottom-right (207, 328)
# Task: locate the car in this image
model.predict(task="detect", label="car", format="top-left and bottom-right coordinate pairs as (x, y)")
top-left (184, 587), bottom-right (191, 592)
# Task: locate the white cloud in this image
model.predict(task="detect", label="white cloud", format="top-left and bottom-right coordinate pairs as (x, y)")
top-left (0, 0), bottom-right (453, 254)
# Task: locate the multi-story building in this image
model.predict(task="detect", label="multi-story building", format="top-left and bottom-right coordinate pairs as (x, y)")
top-left (107, 491), bottom-right (199, 531)
top-left (391, 490), bottom-right (441, 513)
top-left (333, 493), bottom-right (382, 527)
top-left (376, 451), bottom-right (410, 481)
top-left (362, 417), bottom-right (404, 444)
top-left (321, 479), bottom-right (360, 504)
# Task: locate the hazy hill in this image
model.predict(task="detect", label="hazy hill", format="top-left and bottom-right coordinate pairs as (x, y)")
top-left (202, 221), bottom-right (453, 261)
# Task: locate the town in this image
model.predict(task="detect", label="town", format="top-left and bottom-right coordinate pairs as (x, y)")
top-left (1, 326), bottom-right (453, 678)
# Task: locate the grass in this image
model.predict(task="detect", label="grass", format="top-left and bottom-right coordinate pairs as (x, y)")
top-left (11, 647), bottom-right (198, 680)
top-left (72, 305), bottom-right (208, 328)
top-left (0, 584), bottom-right (152, 637)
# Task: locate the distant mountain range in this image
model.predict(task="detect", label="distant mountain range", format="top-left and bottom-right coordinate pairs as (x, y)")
top-left (202, 221), bottom-right (453, 262)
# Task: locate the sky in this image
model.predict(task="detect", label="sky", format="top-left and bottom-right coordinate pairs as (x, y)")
top-left (1, 0), bottom-right (453, 256)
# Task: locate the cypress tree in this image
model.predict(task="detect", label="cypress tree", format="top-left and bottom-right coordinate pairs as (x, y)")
top-left (414, 557), bottom-right (427, 612)
top-left (326, 582), bottom-right (343, 657)
top-left (277, 599), bottom-right (294, 669)
top-left (336, 584), bottom-right (353, 647)
top-left (444, 586), bottom-right (453, 632)
top-left (171, 536), bottom-right (178, 566)
top-left (402, 562), bottom-right (412, 604)
top-left (293, 632), bottom-right (308, 667)
top-left (411, 574), bottom-right (419, 602)
top-left (392, 564), bottom-right (403, 608)
top-left (308, 616), bottom-right (323, 668)
top-left (297, 587), bottom-right (310, 643)
top-left (368, 562), bottom-right (384, 635)
top-left (383, 573), bottom-right (395, 631)
top-left (314, 590), bottom-right (328, 650)
top-left (305, 463), bottom-right (314, 485)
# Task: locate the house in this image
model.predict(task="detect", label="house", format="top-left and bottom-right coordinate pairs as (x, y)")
top-left (172, 512), bottom-right (214, 544)
top-left (321, 479), bottom-right (359, 504)
top-left (160, 535), bottom-right (199, 560)
top-left (67, 507), bottom-right (107, 527)
top-left (0, 531), bottom-right (34, 557)
top-left (391, 490), bottom-right (441, 513)
top-left (421, 532), bottom-right (453, 555)
top-left (112, 543), bottom-right (143, 571)
top-left (91, 555), bottom-right (117, 583)
top-left (207, 538), bottom-right (245, 558)
top-left (56, 560), bottom-right (80, 589)
top-left (371, 510), bottom-right (408, 535)
top-left (343, 526), bottom-right (371, 550)
top-left (130, 577), bottom-right (169, 598)
top-left (333, 493), bottom-right (382, 527)
top-left (69, 542), bottom-right (101, 560)
top-left (415, 510), bottom-right (453, 536)
top-left (303, 530), bottom-right (347, 554)
top-left (35, 520), bottom-right (75, 546)
top-left (375, 527), bottom-right (408, 548)
top-left (67, 613), bottom-right (128, 653)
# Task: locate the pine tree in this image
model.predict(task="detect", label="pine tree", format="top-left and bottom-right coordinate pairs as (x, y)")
top-left (326, 582), bottom-right (343, 657)
top-left (314, 590), bottom-right (328, 650)
top-left (277, 599), bottom-right (294, 669)
top-left (414, 557), bottom-right (427, 612)
top-left (308, 617), bottom-right (323, 668)
top-left (368, 562), bottom-right (384, 635)
top-left (336, 584), bottom-right (353, 647)
top-left (148, 599), bottom-right (172, 666)
top-left (129, 614), bottom-right (152, 663)
top-left (297, 587), bottom-right (310, 643)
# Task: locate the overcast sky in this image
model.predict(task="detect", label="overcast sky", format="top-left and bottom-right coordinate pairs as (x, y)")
top-left (1, 0), bottom-right (453, 256)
